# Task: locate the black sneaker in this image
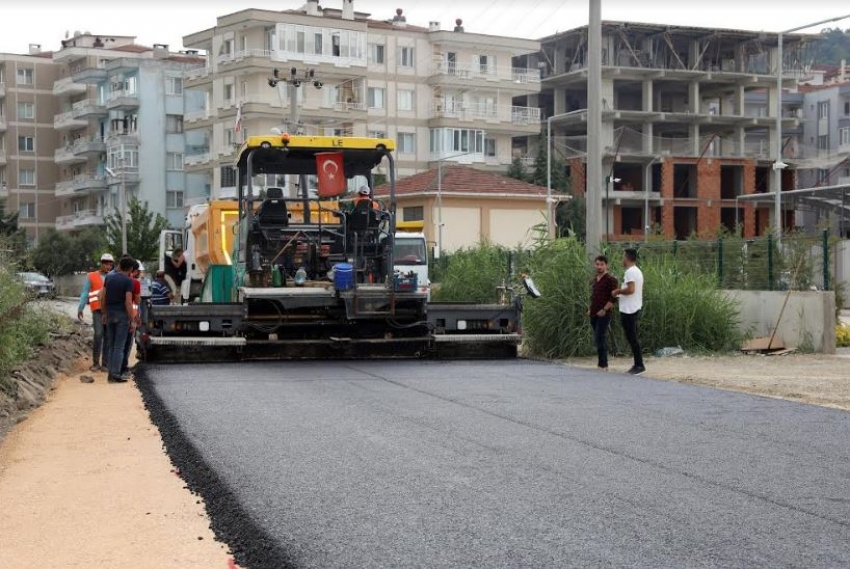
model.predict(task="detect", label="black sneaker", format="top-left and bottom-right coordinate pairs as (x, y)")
top-left (108, 375), bottom-right (128, 383)
top-left (629, 365), bottom-right (646, 375)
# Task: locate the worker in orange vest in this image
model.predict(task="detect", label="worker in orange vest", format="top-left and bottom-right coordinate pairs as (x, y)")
top-left (77, 253), bottom-right (115, 372)
top-left (352, 186), bottom-right (381, 211)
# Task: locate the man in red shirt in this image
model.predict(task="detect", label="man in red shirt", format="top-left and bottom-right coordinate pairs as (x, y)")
top-left (587, 255), bottom-right (619, 370)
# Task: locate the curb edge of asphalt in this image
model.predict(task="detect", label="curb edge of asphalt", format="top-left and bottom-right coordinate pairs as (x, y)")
top-left (134, 366), bottom-right (299, 569)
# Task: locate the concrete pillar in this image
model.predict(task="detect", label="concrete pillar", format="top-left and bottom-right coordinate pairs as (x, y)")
top-left (642, 80), bottom-right (653, 112)
top-left (735, 84), bottom-right (746, 116)
top-left (688, 80), bottom-right (700, 114)
top-left (735, 126), bottom-right (745, 157)
top-left (553, 87), bottom-right (566, 115)
top-left (690, 124), bottom-right (701, 156)
top-left (689, 39), bottom-right (700, 70)
top-left (643, 122), bottom-right (654, 155)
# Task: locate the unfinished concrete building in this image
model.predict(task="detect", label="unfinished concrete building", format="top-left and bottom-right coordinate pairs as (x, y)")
top-left (536, 22), bottom-right (812, 240)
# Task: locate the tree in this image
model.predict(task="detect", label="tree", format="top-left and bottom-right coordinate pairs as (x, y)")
top-left (530, 144), bottom-right (570, 193)
top-left (30, 228), bottom-right (106, 277)
top-left (104, 197), bottom-right (169, 262)
top-left (811, 27), bottom-right (850, 66)
top-left (0, 200), bottom-right (20, 237)
top-left (557, 195), bottom-right (586, 241)
top-left (507, 156), bottom-right (531, 182)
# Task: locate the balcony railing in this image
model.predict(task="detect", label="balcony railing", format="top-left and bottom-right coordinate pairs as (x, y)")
top-left (54, 110), bottom-right (88, 130)
top-left (185, 66), bottom-right (211, 81)
top-left (184, 150), bottom-right (211, 166)
top-left (184, 109), bottom-right (213, 122)
top-left (431, 103), bottom-right (541, 125)
top-left (56, 210), bottom-right (104, 230)
top-left (53, 77), bottom-right (87, 96)
top-left (432, 61), bottom-right (541, 84)
top-left (72, 98), bottom-right (107, 118)
top-left (217, 49), bottom-right (273, 65)
top-left (106, 90), bottom-right (139, 109)
top-left (55, 174), bottom-right (108, 196)
top-left (332, 101), bottom-right (367, 112)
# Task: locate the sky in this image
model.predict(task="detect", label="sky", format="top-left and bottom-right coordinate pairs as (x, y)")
top-left (2, 1), bottom-right (850, 54)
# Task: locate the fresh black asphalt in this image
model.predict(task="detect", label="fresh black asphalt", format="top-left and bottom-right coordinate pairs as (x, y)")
top-left (137, 360), bottom-right (850, 569)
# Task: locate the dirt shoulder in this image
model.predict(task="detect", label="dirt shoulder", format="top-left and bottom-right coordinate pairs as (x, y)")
top-left (0, 357), bottom-right (234, 568)
top-left (566, 352), bottom-right (850, 411)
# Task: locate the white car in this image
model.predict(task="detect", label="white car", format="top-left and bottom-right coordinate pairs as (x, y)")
top-left (18, 272), bottom-right (56, 298)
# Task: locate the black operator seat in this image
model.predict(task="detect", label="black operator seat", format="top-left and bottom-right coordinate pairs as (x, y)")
top-left (257, 187), bottom-right (289, 227)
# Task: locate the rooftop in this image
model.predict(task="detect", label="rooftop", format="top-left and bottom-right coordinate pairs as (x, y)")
top-left (375, 166), bottom-right (549, 198)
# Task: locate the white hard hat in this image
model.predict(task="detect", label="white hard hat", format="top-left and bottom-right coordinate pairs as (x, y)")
top-left (358, 186), bottom-right (370, 195)
top-left (100, 253), bottom-right (114, 262)
top-left (137, 262), bottom-right (145, 273)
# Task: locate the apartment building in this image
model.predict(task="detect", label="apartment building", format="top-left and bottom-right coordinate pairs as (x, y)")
top-left (537, 22), bottom-right (811, 240)
top-left (51, 33), bottom-right (204, 231)
top-left (0, 46), bottom-right (61, 245)
top-left (181, 1), bottom-right (541, 199)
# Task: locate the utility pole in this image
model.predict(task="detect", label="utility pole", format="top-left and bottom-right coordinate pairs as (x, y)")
top-left (586, 0), bottom-right (604, 255)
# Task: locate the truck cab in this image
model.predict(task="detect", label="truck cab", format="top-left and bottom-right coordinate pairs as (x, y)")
top-left (394, 229), bottom-right (429, 300)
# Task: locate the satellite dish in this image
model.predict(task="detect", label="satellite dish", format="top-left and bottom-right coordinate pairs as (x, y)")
top-left (522, 276), bottom-right (541, 299)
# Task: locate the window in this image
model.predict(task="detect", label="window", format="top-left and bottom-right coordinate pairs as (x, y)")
top-left (166, 152), bottom-right (184, 171)
top-left (123, 76), bottom-right (137, 96)
top-left (485, 138), bottom-right (497, 157)
top-left (368, 87), bottom-right (384, 109)
top-left (403, 206), bottom-right (424, 222)
top-left (18, 136), bottom-right (34, 152)
top-left (331, 33), bottom-right (341, 57)
top-left (165, 77), bottom-right (183, 96)
top-left (398, 132), bottom-right (416, 154)
top-left (224, 84), bottom-right (234, 103)
top-left (166, 190), bottom-right (184, 209)
top-left (478, 55), bottom-right (490, 73)
top-left (818, 101), bottom-right (829, 120)
top-left (166, 115), bottom-right (184, 134)
top-left (16, 68), bottom-right (33, 85)
top-left (17, 102), bottom-right (34, 119)
top-left (18, 202), bottom-right (35, 219)
top-left (225, 128), bottom-right (236, 146)
top-left (429, 128), bottom-right (485, 155)
top-left (369, 43), bottom-right (385, 64)
top-left (296, 30), bottom-right (306, 53)
top-left (314, 33), bottom-right (323, 54)
top-left (841, 127), bottom-right (850, 146)
top-left (818, 134), bottom-right (829, 150)
top-left (241, 81), bottom-right (248, 99)
top-left (369, 130), bottom-right (386, 139)
top-left (220, 166), bottom-right (237, 187)
top-left (397, 89), bottom-right (414, 111)
top-left (845, 101), bottom-right (850, 116)
top-left (399, 47), bottom-right (414, 68)
top-left (19, 169), bottom-right (35, 187)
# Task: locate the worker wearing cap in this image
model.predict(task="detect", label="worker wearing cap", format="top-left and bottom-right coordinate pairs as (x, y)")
top-left (352, 186), bottom-right (381, 211)
top-left (77, 253), bottom-right (115, 372)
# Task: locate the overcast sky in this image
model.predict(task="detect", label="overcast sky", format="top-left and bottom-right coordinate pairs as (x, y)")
top-left (2, 1), bottom-right (850, 54)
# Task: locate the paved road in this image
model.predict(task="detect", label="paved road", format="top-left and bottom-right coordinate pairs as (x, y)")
top-left (142, 361), bottom-right (850, 569)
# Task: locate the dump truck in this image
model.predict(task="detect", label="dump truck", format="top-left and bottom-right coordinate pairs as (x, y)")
top-left (138, 135), bottom-right (531, 362)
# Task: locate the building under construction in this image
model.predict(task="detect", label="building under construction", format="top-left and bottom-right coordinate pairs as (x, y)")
top-left (533, 21), bottom-right (817, 240)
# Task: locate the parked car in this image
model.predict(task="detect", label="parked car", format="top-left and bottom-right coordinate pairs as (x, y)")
top-left (17, 272), bottom-right (56, 298)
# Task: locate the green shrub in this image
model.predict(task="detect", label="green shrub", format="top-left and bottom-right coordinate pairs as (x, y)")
top-left (431, 243), bottom-right (513, 304)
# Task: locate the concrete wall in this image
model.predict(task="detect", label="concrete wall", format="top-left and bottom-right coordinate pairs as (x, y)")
top-left (724, 290), bottom-right (836, 353)
top-left (836, 240), bottom-right (850, 308)
top-left (54, 273), bottom-right (88, 299)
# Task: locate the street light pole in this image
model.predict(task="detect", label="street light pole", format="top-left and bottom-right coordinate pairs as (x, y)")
top-left (586, 0), bottom-right (604, 254)
top-left (775, 14), bottom-right (850, 244)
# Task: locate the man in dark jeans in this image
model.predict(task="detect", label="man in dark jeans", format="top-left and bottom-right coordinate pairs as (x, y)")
top-left (98, 256), bottom-right (136, 383)
top-left (587, 255), bottom-right (618, 370)
top-left (612, 248), bottom-right (645, 375)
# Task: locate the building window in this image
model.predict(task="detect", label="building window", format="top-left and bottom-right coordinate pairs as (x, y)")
top-left (224, 84), bottom-right (234, 103)
top-left (166, 190), bottom-right (184, 209)
top-left (166, 115), bottom-right (184, 133)
top-left (369, 130), bottom-right (386, 139)
top-left (314, 32), bottom-right (323, 54)
top-left (18, 202), bottom-right (35, 219)
top-left (165, 77), bottom-right (183, 95)
top-left (19, 169), bottom-right (35, 187)
top-left (845, 101), bottom-right (850, 116)
top-left (485, 138), bottom-right (497, 157)
top-left (17, 102), bottom-right (34, 119)
top-left (398, 132), bottom-right (416, 154)
top-left (429, 128), bottom-right (485, 155)
top-left (403, 206), bottom-right (424, 222)
top-left (818, 101), bottom-right (829, 120)
top-left (220, 166), bottom-right (237, 188)
top-left (368, 87), bottom-right (384, 109)
top-left (397, 89), bottom-right (414, 111)
top-left (818, 134), bottom-right (829, 150)
top-left (399, 47), bottom-right (415, 68)
top-left (841, 127), bottom-right (850, 146)
top-left (166, 152), bottom-right (184, 171)
top-left (16, 68), bottom-right (33, 85)
top-left (18, 136), bottom-right (34, 152)
top-left (369, 43), bottom-right (385, 64)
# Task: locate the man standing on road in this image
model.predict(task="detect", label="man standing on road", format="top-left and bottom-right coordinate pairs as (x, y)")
top-left (588, 255), bottom-right (618, 370)
top-left (77, 253), bottom-right (114, 372)
top-left (612, 248), bottom-right (645, 375)
top-left (120, 260), bottom-right (143, 377)
top-left (97, 256), bottom-right (136, 383)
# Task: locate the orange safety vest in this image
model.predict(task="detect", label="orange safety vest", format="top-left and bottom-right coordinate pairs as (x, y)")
top-left (87, 271), bottom-right (105, 312)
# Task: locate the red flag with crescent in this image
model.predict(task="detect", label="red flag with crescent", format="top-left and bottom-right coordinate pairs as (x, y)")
top-left (315, 152), bottom-right (346, 198)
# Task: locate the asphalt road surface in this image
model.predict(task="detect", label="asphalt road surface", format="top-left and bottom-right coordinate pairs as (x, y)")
top-left (140, 360), bottom-right (850, 569)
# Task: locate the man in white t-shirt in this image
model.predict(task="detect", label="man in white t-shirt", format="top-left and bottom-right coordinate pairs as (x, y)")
top-left (612, 248), bottom-right (645, 375)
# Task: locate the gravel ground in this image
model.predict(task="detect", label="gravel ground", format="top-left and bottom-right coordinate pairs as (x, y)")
top-left (141, 359), bottom-right (850, 569)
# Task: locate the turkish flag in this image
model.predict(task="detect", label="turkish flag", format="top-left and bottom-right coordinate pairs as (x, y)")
top-left (315, 152), bottom-right (346, 198)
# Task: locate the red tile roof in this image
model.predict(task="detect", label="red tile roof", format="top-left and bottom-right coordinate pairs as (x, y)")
top-left (375, 166), bottom-right (548, 198)
top-left (165, 54), bottom-right (206, 64)
top-left (111, 44), bottom-right (151, 53)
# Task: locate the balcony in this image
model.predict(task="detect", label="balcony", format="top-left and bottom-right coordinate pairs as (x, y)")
top-left (184, 108), bottom-right (215, 123)
top-left (431, 61), bottom-right (541, 85)
top-left (71, 66), bottom-right (107, 84)
top-left (53, 77), bottom-right (87, 97)
top-left (431, 103), bottom-right (541, 126)
top-left (54, 110), bottom-right (88, 131)
top-left (55, 173), bottom-right (108, 196)
top-left (332, 101), bottom-right (367, 112)
top-left (216, 49), bottom-right (272, 66)
top-left (107, 166), bottom-right (140, 185)
top-left (73, 136), bottom-right (107, 156)
top-left (106, 90), bottom-right (140, 111)
top-left (72, 98), bottom-right (107, 119)
top-left (54, 145), bottom-right (87, 165)
top-left (105, 58), bottom-right (140, 74)
top-left (184, 148), bottom-right (211, 166)
top-left (56, 210), bottom-right (104, 230)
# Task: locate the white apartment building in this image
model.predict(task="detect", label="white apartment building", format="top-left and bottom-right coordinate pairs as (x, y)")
top-left (181, 1), bottom-right (541, 199)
